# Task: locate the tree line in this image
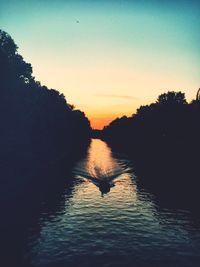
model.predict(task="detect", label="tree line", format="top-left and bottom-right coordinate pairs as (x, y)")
top-left (0, 29), bottom-right (91, 165)
top-left (103, 91), bottom-right (200, 151)
top-left (0, 29), bottom-right (92, 265)
top-left (102, 91), bottom-right (200, 202)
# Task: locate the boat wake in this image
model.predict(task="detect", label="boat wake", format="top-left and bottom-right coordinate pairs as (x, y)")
top-left (73, 164), bottom-right (131, 196)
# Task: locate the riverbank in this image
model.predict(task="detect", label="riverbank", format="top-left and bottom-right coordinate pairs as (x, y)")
top-left (100, 92), bottom-right (200, 206)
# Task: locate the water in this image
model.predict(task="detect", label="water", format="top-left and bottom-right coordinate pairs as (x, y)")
top-left (25, 139), bottom-right (200, 267)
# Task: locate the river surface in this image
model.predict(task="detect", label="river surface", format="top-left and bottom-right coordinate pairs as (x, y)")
top-left (25, 139), bottom-right (200, 267)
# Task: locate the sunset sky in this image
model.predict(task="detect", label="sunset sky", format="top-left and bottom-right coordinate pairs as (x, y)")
top-left (1, 0), bottom-right (200, 129)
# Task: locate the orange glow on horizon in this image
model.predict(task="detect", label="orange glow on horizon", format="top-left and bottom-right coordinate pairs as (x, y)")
top-left (90, 117), bottom-right (115, 130)
top-left (2, 1), bottom-right (199, 133)
top-left (85, 104), bottom-right (137, 129)
top-left (87, 109), bottom-right (135, 129)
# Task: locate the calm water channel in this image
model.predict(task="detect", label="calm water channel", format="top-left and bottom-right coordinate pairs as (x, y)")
top-left (25, 139), bottom-right (200, 267)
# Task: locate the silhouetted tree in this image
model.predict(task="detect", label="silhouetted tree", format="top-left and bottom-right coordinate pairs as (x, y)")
top-left (102, 90), bottom-right (200, 198)
top-left (0, 29), bottom-right (92, 266)
top-left (196, 88), bottom-right (200, 101)
top-left (157, 91), bottom-right (187, 105)
top-left (0, 29), bottom-right (91, 165)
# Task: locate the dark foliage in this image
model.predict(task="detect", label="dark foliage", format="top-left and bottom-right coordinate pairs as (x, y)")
top-left (92, 129), bottom-right (103, 139)
top-left (102, 90), bottom-right (200, 201)
top-left (0, 30), bottom-right (92, 266)
top-left (0, 30), bottom-right (91, 166)
top-left (0, 29), bottom-right (92, 222)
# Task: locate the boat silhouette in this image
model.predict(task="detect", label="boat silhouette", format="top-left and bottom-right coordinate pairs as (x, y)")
top-left (74, 166), bottom-right (128, 196)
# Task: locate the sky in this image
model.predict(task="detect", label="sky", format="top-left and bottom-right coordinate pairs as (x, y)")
top-left (0, 0), bottom-right (200, 129)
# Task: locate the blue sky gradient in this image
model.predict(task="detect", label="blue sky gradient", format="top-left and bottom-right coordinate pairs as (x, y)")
top-left (1, 0), bottom-right (200, 128)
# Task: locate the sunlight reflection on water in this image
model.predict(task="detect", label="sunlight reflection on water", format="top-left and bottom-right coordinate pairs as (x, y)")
top-left (86, 139), bottom-right (119, 175)
top-left (73, 139), bottom-right (132, 196)
top-left (27, 139), bottom-right (200, 267)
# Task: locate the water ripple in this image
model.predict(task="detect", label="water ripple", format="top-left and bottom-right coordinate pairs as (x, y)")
top-left (27, 139), bottom-right (200, 267)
